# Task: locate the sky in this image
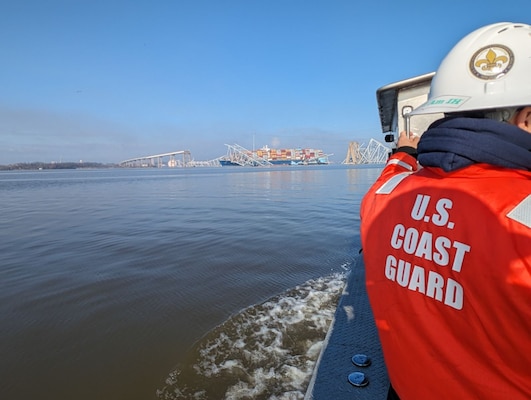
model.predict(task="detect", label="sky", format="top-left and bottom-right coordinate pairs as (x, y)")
top-left (1, 0), bottom-right (530, 165)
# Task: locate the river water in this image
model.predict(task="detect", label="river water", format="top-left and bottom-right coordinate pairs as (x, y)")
top-left (0, 165), bottom-right (382, 400)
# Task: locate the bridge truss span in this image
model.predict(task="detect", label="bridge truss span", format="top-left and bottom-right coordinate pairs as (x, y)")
top-left (119, 150), bottom-right (193, 168)
top-left (342, 139), bottom-right (390, 165)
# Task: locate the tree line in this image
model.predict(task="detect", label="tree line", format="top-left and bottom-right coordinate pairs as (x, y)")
top-left (0, 162), bottom-right (118, 170)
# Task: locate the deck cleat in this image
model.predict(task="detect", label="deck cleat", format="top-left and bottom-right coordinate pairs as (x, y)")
top-left (351, 353), bottom-right (371, 367)
top-left (347, 371), bottom-right (369, 387)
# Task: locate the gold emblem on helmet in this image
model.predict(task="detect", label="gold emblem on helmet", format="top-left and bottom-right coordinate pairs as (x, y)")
top-left (469, 44), bottom-right (514, 80)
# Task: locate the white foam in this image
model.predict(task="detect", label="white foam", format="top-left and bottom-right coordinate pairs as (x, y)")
top-left (157, 272), bottom-right (347, 399)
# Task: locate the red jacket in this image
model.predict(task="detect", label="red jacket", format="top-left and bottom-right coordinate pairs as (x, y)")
top-left (360, 151), bottom-right (531, 399)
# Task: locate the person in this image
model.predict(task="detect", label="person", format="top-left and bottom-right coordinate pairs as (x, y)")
top-left (360, 22), bottom-right (531, 399)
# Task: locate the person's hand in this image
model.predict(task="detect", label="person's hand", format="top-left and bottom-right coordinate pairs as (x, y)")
top-left (397, 131), bottom-right (420, 149)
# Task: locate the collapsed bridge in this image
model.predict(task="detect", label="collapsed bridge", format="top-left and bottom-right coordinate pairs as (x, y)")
top-left (119, 151), bottom-right (221, 168)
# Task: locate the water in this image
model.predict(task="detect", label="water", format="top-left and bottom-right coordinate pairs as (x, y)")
top-left (0, 165), bottom-right (382, 400)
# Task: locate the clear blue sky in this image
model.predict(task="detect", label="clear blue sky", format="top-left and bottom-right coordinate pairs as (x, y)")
top-left (1, 0), bottom-right (529, 164)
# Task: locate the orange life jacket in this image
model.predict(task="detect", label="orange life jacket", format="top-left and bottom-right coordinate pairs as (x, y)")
top-left (360, 152), bottom-right (531, 399)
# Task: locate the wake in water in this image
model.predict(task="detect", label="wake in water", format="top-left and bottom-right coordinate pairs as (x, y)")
top-left (157, 271), bottom-right (348, 400)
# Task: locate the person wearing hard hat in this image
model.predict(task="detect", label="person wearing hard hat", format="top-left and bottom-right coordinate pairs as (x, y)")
top-left (361, 22), bottom-right (531, 399)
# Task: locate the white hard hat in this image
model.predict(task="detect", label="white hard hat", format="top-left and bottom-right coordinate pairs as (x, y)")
top-left (410, 22), bottom-right (531, 116)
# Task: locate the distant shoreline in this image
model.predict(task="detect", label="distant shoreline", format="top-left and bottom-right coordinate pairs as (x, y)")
top-left (0, 162), bottom-right (118, 171)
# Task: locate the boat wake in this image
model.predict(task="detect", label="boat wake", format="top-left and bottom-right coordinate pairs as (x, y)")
top-left (156, 271), bottom-right (348, 399)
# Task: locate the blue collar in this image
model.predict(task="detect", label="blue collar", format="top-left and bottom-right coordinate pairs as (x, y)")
top-left (417, 117), bottom-right (531, 172)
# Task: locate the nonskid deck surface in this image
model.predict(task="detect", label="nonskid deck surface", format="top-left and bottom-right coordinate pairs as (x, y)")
top-left (305, 256), bottom-right (389, 399)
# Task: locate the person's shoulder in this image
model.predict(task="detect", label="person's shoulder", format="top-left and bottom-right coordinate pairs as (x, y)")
top-left (386, 151), bottom-right (418, 171)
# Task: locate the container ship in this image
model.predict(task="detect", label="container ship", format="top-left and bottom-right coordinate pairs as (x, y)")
top-left (219, 144), bottom-right (331, 166)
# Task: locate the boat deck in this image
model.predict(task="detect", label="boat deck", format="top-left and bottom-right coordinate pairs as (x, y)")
top-left (305, 255), bottom-right (390, 399)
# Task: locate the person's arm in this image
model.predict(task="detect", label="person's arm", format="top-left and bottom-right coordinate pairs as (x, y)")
top-left (373, 131), bottom-right (420, 180)
top-left (395, 131), bottom-right (420, 159)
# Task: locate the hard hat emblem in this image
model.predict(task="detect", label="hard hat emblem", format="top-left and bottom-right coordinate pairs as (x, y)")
top-left (469, 44), bottom-right (514, 80)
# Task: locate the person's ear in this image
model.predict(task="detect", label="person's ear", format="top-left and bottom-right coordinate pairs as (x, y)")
top-left (514, 107), bottom-right (531, 133)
